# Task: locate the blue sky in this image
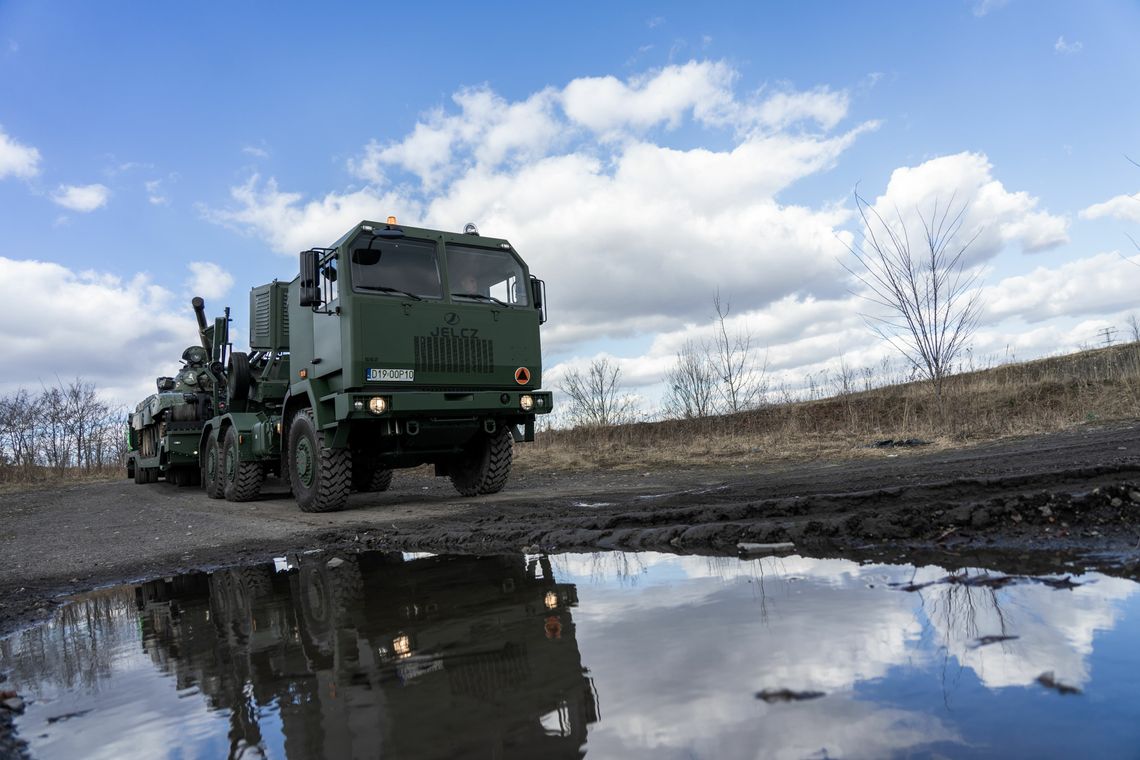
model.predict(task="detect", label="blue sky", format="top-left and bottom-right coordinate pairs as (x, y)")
top-left (2, 1), bottom-right (1139, 409)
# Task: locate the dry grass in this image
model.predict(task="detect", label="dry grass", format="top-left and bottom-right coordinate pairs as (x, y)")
top-left (518, 343), bottom-right (1140, 472)
top-left (0, 467), bottom-right (123, 492)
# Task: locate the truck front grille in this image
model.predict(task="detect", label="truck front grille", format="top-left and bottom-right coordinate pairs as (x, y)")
top-left (414, 336), bottom-right (495, 374)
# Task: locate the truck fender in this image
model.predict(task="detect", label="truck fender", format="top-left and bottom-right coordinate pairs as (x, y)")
top-left (198, 423), bottom-right (221, 468)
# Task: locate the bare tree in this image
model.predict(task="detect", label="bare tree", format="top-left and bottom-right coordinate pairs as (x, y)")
top-left (663, 340), bottom-right (717, 419)
top-left (711, 291), bottom-right (768, 413)
top-left (0, 380), bottom-right (126, 480)
top-left (843, 191), bottom-right (983, 407)
top-left (558, 357), bottom-right (635, 426)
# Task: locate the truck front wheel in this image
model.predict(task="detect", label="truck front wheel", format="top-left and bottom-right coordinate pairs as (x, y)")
top-left (223, 427), bottom-right (265, 502)
top-left (449, 426), bottom-right (513, 496)
top-left (288, 409), bottom-right (351, 512)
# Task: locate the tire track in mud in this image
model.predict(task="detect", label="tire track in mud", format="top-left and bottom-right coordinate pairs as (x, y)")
top-left (383, 455), bottom-right (1140, 572)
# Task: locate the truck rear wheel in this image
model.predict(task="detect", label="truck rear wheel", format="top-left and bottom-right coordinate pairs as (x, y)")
top-left (351, 453), bottom-right (393, 493)
top-left (288, 409), bottom-right (351, 512)
top-left (449, 426), bottom-right (513, 496)
top-left (203, 434), bottom-right (225, 499)
top-left (223, 427), bottom-right (264, 502)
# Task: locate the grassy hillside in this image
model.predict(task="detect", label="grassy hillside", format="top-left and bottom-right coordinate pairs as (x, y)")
top-left (520, 343), bottom-right (1140, 471)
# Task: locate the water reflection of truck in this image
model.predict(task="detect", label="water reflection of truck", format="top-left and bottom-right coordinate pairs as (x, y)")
top-left (134, 553), bottom-right (599, 758)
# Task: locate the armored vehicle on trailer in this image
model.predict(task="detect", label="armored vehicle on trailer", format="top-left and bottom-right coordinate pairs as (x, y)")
top-left (190, 218), bottom-right (551, 512)
top-left (126, 301), bottom-right (229, 486)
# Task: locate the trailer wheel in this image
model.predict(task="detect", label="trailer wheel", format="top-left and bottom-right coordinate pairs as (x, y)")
top-left (449, 425), bottom-right (513, 496)
top-left (288, 408), bottom-right (351, 512)
top-left (203, 434), bottom-right (225, 499)
top-left (223, 426), bottom-right (264, 502)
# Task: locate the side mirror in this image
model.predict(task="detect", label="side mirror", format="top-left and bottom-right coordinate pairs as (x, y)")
top-left (299, 250), bottom-right (322, 307)
top-left (530, 276), bottom-right (547, 324)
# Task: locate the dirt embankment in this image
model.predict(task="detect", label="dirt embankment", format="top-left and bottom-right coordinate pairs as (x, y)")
top-left (3, 421), bottom-right (1140, 637)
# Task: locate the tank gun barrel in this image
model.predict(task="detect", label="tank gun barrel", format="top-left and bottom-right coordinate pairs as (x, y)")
top-left (192, 297), bottom-right (213, 358)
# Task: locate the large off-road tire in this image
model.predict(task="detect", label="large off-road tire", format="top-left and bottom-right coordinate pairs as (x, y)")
top-left (351, 453), bottom-right (393, 493)
top-left (288, 408), bottom-right (351, 512)
top-left (223, 426), bottom-right (264, 502)
top-left (126, 458), bottom-right (135, 480)
top-left (296, 556), bottom-right (363, 659)
top-left (203, 434), bottom-right (225, 499)
top-left (449, 426), bottom-right (513, 496)
top-left (227, 351), bottom-right (252, 403)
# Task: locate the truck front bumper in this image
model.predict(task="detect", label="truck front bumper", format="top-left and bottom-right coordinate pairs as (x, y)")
top-left (333, 389), bottom-right (553, 420)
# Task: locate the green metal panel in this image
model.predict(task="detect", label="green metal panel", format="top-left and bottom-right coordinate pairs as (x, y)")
top-left (249, 281), bottom-right (290, 351)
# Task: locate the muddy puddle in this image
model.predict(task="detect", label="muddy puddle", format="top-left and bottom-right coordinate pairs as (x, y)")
top-left (3, 550), bottom-right (1140, 759)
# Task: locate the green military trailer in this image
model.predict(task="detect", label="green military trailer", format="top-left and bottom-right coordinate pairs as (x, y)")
top-left (197, 218), bottom-right (552, 512)
top-left (127, 299), bottom-right (231, 485)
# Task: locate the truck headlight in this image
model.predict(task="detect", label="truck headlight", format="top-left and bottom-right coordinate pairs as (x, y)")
top-left (519, 394), bottom-right (534, 411)
top-left (368, 397), bottom-right (388, 415)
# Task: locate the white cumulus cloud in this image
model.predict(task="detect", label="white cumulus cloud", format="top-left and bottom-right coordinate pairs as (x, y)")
top-left (51, 183), bottom-right (110, 212)
top-left (210, 61), bottom-right (877, 349)
top-left (0, 257), bottom-right (199, 404)
top-left (186, 261), bottom-right (234, 300)
top-left (860, 151), bottom-right (1068, 263)
top-left (1080, 192), bottom-right (1140, 224)
top-left (561, 60), bottom-right (738, 135)
top-left (0, 126), bottom-right (41, 180)
top-left (202, 174), bottom-right (411, 254)
top-left (982, 252), bottom-right (1140, 323)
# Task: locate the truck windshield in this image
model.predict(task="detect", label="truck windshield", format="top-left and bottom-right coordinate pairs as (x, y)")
top-left (350, 237), bottom-right (442, 299)
top-left (446, 244), bottom-right (528, 306)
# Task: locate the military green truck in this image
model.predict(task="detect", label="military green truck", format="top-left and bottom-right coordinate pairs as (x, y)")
top-left (169, 218), bottom-right (550, 512)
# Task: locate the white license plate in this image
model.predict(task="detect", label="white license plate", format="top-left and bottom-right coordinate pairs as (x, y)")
top-left (367, 368), bottom-right (414, 382)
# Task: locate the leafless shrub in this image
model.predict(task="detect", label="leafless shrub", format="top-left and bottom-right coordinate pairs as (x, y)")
top-left (1127, 314), bottom-right (1140, 343)
top-left (711, 291), bottom-right (768, 413)
top-left (843, 191), bottom-right (983, 409)
top-left (558, 357), bottom-right (637, 427)
top-left (664, 340), bottom-right (717, 419)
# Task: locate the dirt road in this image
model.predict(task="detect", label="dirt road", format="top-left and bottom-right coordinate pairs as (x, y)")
top-left (3, 420), bottom-right (1140, 636)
